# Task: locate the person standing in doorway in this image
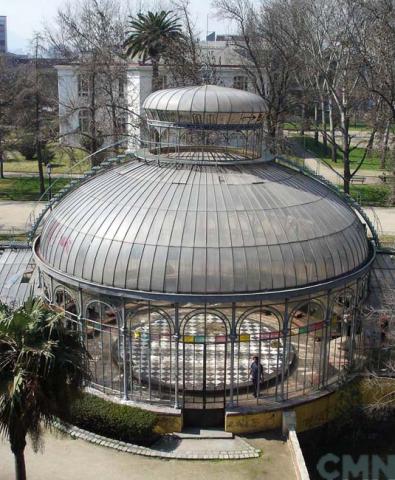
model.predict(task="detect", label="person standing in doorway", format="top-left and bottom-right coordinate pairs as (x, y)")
top-left (250, 356), bottom-right (264, 398)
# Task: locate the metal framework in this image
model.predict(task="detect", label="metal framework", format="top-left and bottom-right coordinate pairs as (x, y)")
top-left (42, 271), bottom-right (369, 408)
top-left (33, 84), bottom-right (375, 413)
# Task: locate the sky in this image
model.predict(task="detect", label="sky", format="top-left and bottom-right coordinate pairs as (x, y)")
top-left (1, 0), bottom-right (230, 54)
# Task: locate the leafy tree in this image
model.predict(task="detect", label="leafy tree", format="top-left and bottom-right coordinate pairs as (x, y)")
top-left (0, 298), bottom-right (90, 480)
top-left (0, 56), bottom-right (20, 179)
top-left (124, 10), bottom-right (183, 91)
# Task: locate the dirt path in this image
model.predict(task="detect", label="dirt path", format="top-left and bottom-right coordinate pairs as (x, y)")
top-left (0, 430), bottom-right (296, 480)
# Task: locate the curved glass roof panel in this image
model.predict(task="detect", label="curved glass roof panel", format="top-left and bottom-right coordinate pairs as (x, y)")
top-left (37, 160), bottom-right (370, 295)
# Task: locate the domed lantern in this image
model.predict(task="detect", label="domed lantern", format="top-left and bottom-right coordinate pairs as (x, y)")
top-left (141, 85), bottom-right (273, 163)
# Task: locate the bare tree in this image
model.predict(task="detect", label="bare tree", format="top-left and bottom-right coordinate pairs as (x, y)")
top-left (12, 34), bottom-right (58, 194)
top-left (214, 0), bottom-right (302, 152)
top-left (161, 0), bottom-right (219, 86)
top-left (45, 0), bottom-right (134, 164)
top-left (362, 283), bottom-right (395, 413)
top-left (296, 0), bottom-right (382, 193)
top-left (351, 0), bottom-right (395, 203)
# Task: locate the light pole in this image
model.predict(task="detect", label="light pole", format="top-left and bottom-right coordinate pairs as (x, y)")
top-left (46, 162), bottom-right (52, 206)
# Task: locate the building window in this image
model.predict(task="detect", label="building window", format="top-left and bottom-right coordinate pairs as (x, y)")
top-left (118, 76), bottom-right (126, 98)
top-left (78, 108), bottom-right (90, 133)
top-left (78, 74), bottom-right (90, 97)
top-left (233, 76), bottom-right (248, 91)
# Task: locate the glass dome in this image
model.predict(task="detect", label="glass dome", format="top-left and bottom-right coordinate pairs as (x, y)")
top-left (33, 84), bottom-right (374, 419)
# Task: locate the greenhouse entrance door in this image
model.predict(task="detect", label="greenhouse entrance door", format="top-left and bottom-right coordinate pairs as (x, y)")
top-left (182, 313), bottom-right (228, 428)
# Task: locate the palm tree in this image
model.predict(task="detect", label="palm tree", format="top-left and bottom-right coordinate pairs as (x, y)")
top-left (124, 10), bottom-right (183, 91)
top-left (0, 298), bottom-right (90, 480)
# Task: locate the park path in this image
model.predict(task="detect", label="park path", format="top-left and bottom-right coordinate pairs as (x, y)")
top-left (0, 201), bottom-right (44, 234)
top-left (0, 430), bottom-right (296, 480)
top-left (286, 137), bottom-right (385, 185)
top-left (2, 171), bottom-right (83, 178)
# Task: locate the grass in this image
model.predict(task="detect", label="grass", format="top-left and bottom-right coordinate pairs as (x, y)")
top-left (3, 146), bottom-right (91, 174)
top-left (0, 177), bottom-right (70, 201)
top-left (0, 233), bottom-right (28, 242)
top-left (294, 136), bottom-right (386, 171)
top-left (282, 152), bottom-right (391, 206)
top-left (283, 122), bottom-right (301, 131)
top-left (349, 184), bottom-right (391, 206)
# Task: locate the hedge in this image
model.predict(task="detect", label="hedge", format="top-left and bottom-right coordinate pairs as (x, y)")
top-left (349, 184), bottom-right (391, 206)
top-left (68, 393), bottom-right (158, 446)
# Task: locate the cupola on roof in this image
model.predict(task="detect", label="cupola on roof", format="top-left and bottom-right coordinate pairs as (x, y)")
top-left (143, 85), bottom-right (266, 114)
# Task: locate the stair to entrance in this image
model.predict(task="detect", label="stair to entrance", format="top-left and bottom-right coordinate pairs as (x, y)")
top-left (174, 428), bottom-right (234, 439)
top-left (148, 427), bottom-right (260, 459)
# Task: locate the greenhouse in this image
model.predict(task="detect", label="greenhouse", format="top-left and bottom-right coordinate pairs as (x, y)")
top-left (32, 85), bottom-right (375, 425)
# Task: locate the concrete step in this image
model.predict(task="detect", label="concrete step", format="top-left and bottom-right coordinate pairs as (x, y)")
top-left (174, 428), bottom-right (234, 439)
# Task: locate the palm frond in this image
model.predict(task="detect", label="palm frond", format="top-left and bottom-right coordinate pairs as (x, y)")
top-left (124, 10), bottom-right (184, 63)
top-left (0, 296), bottom-right (90, 450)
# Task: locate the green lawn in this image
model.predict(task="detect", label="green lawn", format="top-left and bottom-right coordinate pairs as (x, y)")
top-left (284, 121), bottom-right (372, 132)
top-left (283, 122), bottom-right (301, 131)
top-left (0, 232), bottom-right (28, 242)
top-left (349, 184), bottom-right (391, 206)
top-left (3, 146), bottom-right (91, 174)
top-left (0, 177), bottom-right (70, 201)
top-left (294, 136), bottom-right (386, 171)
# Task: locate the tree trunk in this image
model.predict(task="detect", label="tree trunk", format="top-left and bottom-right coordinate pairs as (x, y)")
top-left (328, 96), bottom-right (337, 162)
top-left (36, 140), bottom-right (45, 195)
top-left (341, 112), bottom-right (351, 194)
top-left (151, 58), bottom-right (160, 92)
top-left (389, 129), bottom-right (395, 206)
top-left (314, 102), bottom-right (319, 145)
top-left (11, 433), bottom-right (27, 480)
top-left (13, 449), bottom-right (27, 480)
top-left (380, 120), bottom-right (390, 170)
top-left (299, 102), bottom-right (305, 137)
top-left (89, 71), bottom-right (103, 167)
top-left (0, 147), bottom-right (4, 179)
top-left (321, 98), bottom-right (328, 154)
top-left (33, 38), bottom-right (45, 195)
top-left (266, 113), bottom-right (277, 153)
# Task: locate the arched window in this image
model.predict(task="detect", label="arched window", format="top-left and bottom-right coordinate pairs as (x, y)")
top-left (290, 300), bottom-right (326, 393)
top-left (85, 301), bottom-right (119, 393)
top-left (54, 286), bottom-right (78, 316)
top-left (127, 308), bottom-right (174, 402)
top-left (237, 307), bottom-right (283, 399)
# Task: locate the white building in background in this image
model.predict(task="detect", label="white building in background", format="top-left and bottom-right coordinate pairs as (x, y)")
top-left (55, 37), bottom-right (255, 148)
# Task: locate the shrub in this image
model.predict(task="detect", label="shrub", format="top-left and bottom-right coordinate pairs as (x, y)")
top-left (42, 145), bottom-right (56, 164)
top-left (18, 135), bottom-right (36, 160)
top-left (349, 185), bottom-right (391, 206)
top-left (68, 393), bottom-right (158, 445)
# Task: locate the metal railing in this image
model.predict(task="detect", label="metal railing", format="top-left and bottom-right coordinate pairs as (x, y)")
top-left (26, 137), bottom-right (139, 242)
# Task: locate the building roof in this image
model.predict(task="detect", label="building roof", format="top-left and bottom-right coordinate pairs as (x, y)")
top-left (36, 160), bottom-right (369, 297)
top-left (143, 85), bottom-right (266, 114)
top-left (0, 247), bottom-right (37, 307)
